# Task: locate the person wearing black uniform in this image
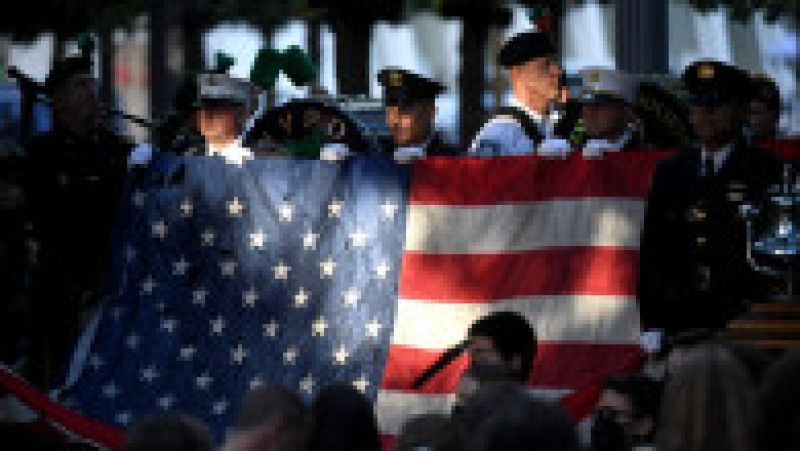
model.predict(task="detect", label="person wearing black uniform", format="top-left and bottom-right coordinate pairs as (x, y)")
top-left (746, 72), bottom-right (782, 142)
top-left (22, 52), bottom-right (132, 388)
top-left (377, 67), bottom-right (460, 161)
top-left (637, 60), bottom-right (784, 341)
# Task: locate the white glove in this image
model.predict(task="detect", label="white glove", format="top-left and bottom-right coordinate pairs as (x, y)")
top-left (640, 330), bottom-right (664, 354)
top-left (537, 138), bottom-right (572, 158)
top-left (320, 143), bottom-right (351, 161)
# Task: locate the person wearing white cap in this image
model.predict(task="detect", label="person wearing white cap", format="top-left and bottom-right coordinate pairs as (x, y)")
top-left (578, 68), bottom-right (647, 157)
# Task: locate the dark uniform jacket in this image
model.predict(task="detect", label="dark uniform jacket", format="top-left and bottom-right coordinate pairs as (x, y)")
top-left (23, 127), bottom-right (132, 299)
top-left (21, 127), bottom-right (131, 382)
top-left (637, 139), bottom-right (784, 337)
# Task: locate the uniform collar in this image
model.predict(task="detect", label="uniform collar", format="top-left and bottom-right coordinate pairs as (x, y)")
top-left (700, 142), bottom-right (735, 175)
top-left (585, 128), bottom-right (634, 152)
top-left (509, 98), bottom-right (562, 138)
top-left (207, 140), bottom-right (254, 165)
top-left (394, 134), bottom-right (434, 162)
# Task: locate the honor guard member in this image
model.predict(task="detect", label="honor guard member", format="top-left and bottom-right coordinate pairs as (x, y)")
top-left (637, 60), bottom-right (784, 342)
top-left (22, 47), bottom-right (133, 388)
top-left (746, 72), bottom-right (782, 141)
top-left (193, 63), bottom-right (258, 165)
top-left (377, 67), bottom-right (460, 162)
top-left (578, 68), bottom-right (649, 157)
top-left (469, 31), bottom-right (564, 156)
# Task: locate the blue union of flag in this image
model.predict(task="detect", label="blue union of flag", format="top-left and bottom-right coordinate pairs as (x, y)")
top-left (60, 155), bottom-right (409, 442)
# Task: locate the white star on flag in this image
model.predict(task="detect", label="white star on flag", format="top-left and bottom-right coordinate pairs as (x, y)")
top-left (375, 261), bottom-right (391, 279)
top-left (227, 197), bottom-right (245, 217)
top-left (161, 318), bottom-right (177, 333)
top-left (303, 230), bottom-right (318, 250)
top-left (328, 198), bottom-right (343, 217)
top-left (125, 245), bottom-right (137, 262)
top-left (381, 200), bottom-right (399, 220)
top-left (242, 287), bottom-right (259, 308)
top-left (179, 198), bottom-right (193, 217)
top-left (220, 259), bottom-right (237, 277)
top-left (349, 228), bottom-right (368, 248)
top-left (320, 257), bottom-right (336, 278)
top-left (89, 354), bottom-right (104, 370)
top-left (125, 334), bottom-right (140, 350)
top-left (172, 256), bottom-right (190, 276)
top-left (250, 229), bottom-right (266, 249)
top-left (300, 374), bottom-right (315, 394)
top-left (263, 320), bottom-right (279, 338)
top-left (179, 345), bottom-right (196, 361)
top-left (353, 375), bottom-right (370, 393)
top-left (141, 366), bottom-right (159, 383)
top-left (132, 191), bottom-right (146, 207)
top-left (151, 220), bottom-right (167, 239)
top-left (192, 288), bottom-right (208, 306)
top-left (283, 346), bottom-right (298, 365)
top-left (231, 343), bottom-right (248, 365)
top-left (279, 202), bottom-right (294, 222)
top-left (116, 412), bottom-right (132, 426)
top-left (294, 288), bottom-right (310, 307)
top-left (366, 318), bottom-right (383, 338)
top-left (212, 399), bottom-right (228, 415)
top-left (201, 229), bottom-right (215, 246)
top-left (210, 316), bottom-right (226, 335)
top-left (333, 345), bottom-right (349, 365)
top-left (343, 287), bottom-right (360, 307)
top-left (141, 276), bottom-right (156, 295)
top-left (196, 372), bottom-right (212, 390)
top-left (158, 395), bottom-right (175, 410)
top-left (311, 316), bottom-right (328, 337)
top-left (250, 376), bottom-right (264, 390)
top-left (273, 261), bottom-right (291, 280)
top-left (102, 382), bottom-right (120, 399)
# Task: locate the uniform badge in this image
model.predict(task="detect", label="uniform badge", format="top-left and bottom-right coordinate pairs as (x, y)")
top-left (698, 63), bottom-right (715, 80)
top-left (389, 71), bottom-right (403, 88)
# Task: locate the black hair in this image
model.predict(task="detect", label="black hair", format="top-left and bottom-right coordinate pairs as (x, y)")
top-left (469, 395), bottom-right (580, 451)
top-left (602, 374), bottom-right (663, 423)
top-left (124, 414), bottom-right (212, 451)
top-left (308, 383), bottom-right (379, 451)
top-left (234, 384), bottom-right (307, 431)
top-left (468, 311), bottom-right (537, 382)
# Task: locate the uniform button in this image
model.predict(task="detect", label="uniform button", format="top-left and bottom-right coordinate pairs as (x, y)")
top-left (697, 236), bottom-right (707, 246)
top-left (693, 207), bottom-right (706, 221)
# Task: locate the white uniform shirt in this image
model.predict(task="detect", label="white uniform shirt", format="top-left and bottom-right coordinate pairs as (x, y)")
top-left (207, 140), bottom-right (254, 166)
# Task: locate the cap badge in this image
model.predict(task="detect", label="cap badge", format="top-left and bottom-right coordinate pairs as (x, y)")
top-left (698, 63), bottom-right (715, 80)
top-left (389, 71), bottom-right (403, 88)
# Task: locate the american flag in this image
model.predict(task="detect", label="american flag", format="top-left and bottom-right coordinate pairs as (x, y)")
top-left (4, 148), bottom-right (727, 448)
top-left (58, 155), bottom-right (409, 443)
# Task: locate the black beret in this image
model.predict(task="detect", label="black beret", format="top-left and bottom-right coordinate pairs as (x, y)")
top-left (681, 60), bottom-right (753, 106)
top-left (497, 31), bottom-right (556, 68)
top-left (377, 68), bottom-right (445, 106)
top-left (750, 73), bottom-right (781, 111)
top-left (44, 55), bottom-right (92, 95)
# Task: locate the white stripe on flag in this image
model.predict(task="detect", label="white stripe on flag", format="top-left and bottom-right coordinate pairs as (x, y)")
top-left (391, 296), bottom-right (641, 348)
top-left (405, 199), bottom-right (645, 253)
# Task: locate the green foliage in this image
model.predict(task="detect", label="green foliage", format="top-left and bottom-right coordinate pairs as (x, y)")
top-left (250, 45), bottom-right (317, 90)
top-left (214, 52), bottom-right (236, 73)
top-left (281, 45), bottom-right (317, 86)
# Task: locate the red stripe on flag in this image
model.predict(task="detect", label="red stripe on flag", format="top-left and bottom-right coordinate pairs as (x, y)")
top-left (381, 343), bottom-right (643, 393)
top-left (411, 152), bottom-right (669, 205)
top-left (0, 367), bottom-right (124, 449)
top-left (400, 247), bottom-right (639, 301)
